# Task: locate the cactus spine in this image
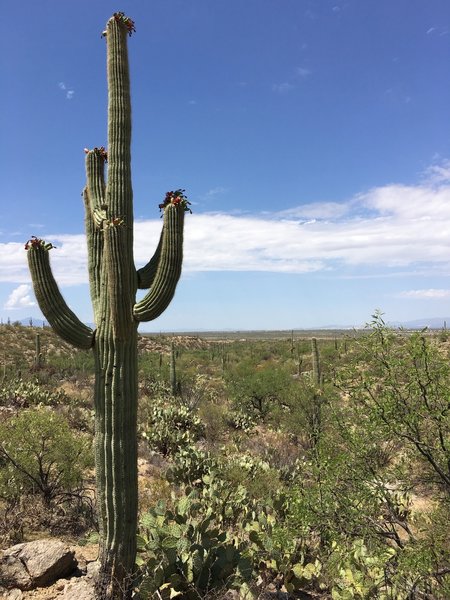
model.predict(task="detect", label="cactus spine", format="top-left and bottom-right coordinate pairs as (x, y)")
top-left (26, 13), bottom-right (187, 599)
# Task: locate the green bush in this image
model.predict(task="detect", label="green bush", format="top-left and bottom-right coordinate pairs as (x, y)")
top-left (336, 313), bottom-right (450, 494)
top-left (0, 406), bottom-right (93, 504)
top-left (225, 360), bottom-right (292, 421)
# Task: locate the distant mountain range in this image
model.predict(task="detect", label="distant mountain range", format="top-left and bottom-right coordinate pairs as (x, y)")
top-left (7, 316), bottom-right (450, 332)
top-left (314, 318), bottom-right (450, 330)
top-left (386, 317), bottom-right (450, 330)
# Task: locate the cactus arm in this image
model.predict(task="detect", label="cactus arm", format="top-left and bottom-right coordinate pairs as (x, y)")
top-left (27, 244), bottom-right (94, 349)
top-left (84, 150), bottom-right (107, 319)
top-left (85, 149), bottom-right (107, 225)
top-left (133, 204), bottom-right (184, 322)
top-left (136, 232), bottom-right (163, 289)
top-left (83, 187), bottom-right (103, 320)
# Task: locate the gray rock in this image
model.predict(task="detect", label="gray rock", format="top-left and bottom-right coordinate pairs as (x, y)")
top-left (0, 539), bottom-right (77, 590)
top-left (62, 576), bottom-right (95, 599)
top-left (0, 553), bottom-right (31, 590)
top-left (85, 560), bottom-right (100, 579)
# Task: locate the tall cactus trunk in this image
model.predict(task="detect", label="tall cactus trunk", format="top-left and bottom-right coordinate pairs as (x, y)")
top-left (94, 331), bottom-right (138, 598)
top-left (26, 13), bottom-right (189, 600)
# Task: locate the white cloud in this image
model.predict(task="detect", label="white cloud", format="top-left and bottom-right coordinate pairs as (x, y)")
top-left (296, 67), bottom-right (311, 78)
top-left (202, 186), bottom-right (228, 201)
top-left (58, 81), bottom-right (75, 100)
top-left (398, 289), bottom-right (450, 299)
top-left (278, 201), bottom-right (352, 220)
top-left (423, 159), bottom-right (450, 184)
top-left (5, 284), bottom-right (35, 309)
top-left (0, 237), bottom-right (87, 286)
top-left (272, 82), bottom-right (294, 94)
top-left (3, 166), bottom-right (450, 284)
top-left (138, 176), bottom-right (450, 273)
top-left (273, 67), bottom-right (311, 94)
top-left (426, 26), bottom-right (448, 36)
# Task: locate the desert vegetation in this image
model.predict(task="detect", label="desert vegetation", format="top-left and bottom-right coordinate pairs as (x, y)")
top-left (2, 6), bottom-right (447, 600)
top-left (1, 315), bottom-right (449, 599)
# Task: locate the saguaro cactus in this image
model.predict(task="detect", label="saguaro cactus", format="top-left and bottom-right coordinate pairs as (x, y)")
top-left (34, 332), bottom-right (42, 368)
top-left (310, 337), bottom-right (323, 449)
top-left (26, 13), bottom-right (189, 599)
top-left (170, 340), bottom-right (179, 396)
top-left (311, 337), bottom-right (321, 387)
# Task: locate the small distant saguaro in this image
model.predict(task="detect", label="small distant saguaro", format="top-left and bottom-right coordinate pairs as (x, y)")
top-left (26, 13), bottom-right (190, 599)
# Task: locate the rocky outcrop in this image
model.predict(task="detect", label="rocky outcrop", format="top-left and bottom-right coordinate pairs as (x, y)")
top-left (0, 539), bottom-right (77, 591)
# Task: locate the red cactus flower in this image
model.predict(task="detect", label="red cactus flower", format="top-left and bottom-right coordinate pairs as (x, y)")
top-left (158, 189), bottom-right (192, 215)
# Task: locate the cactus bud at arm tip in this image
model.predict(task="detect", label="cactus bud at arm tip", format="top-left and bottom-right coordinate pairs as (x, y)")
top-left (159, 189), bottom-right (192, 216)
top-left (84, 146), bottom-right (108, 162)
top-left (25, 236), bottom-right (56, 251)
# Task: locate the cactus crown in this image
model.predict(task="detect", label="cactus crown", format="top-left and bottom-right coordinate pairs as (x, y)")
top-left (159, 189), bottom-right (192, 215)
top-left (24, 237), bottom-right (56, 251)
top-left (101, 12), bottom-right (136, 38)
top-left (84, 146), bottom-right (108, 162)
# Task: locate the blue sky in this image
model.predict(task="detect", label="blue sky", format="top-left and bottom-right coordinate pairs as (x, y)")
top-left (2, 0), bottom-right (450, 330)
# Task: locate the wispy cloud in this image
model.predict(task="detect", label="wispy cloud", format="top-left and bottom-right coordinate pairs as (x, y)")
top-left (3, 162), bottom-right (450, 284)
top-left (205, 186), bottom-right (228, 198)
top-left (272, 82), bottom-right (294, 94)
top-left (277, 201), bottom-right (353, 220)
top-left (58, 81), bottom-right (75, 100)
top-left (296, 67), bottom-right (311, 78)
top-left (423, 159), bottom-right (450, 185)
top-left (426, 26), bottom-right (448, 36)
top-left (273, 66), bottom-right (311, 94)
top-left (4, 284), bottom-right (35, 309)
top-left (397, 289), bottom-right (450, 299)
top-left (332, 2), bottom-right (349, 13)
